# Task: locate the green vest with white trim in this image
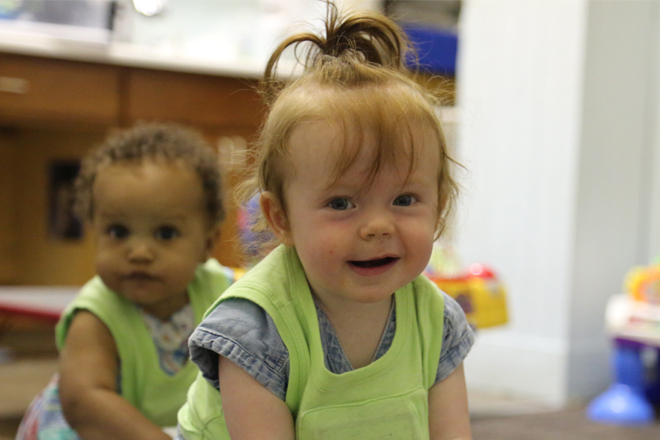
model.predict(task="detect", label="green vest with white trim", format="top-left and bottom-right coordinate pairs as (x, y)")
top-left (178, 245), bottom-right (445, 439)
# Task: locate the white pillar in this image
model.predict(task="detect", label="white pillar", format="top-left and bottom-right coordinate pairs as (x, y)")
top-left (456, 0), bottom-right (657, 405)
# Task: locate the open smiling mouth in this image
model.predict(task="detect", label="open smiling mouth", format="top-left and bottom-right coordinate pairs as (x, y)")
top-left (350, 257), bottom-right (399, 268)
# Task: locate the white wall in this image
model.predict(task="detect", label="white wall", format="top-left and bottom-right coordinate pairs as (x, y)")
top-left (456, 0), bottom-right (587, 405)
top-left (567, 0), bottom-right (656, 400)
top-left (647, 6), bottom-right (660, 264)
top-left (456, 0), bottom-right (658, 405)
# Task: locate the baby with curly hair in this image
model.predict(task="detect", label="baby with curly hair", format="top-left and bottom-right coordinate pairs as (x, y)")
top-left (17, 123), bottom-right (235, 440)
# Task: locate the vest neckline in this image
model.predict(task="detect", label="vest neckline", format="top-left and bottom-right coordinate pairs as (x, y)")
top-left (285, 249), bottom-right (410, 380)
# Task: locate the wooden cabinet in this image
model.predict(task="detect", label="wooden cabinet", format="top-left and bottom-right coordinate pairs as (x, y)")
top-left (0, 53), bottom-right (120, 125)
top-left (0, 132), bottom-right (18, 283)
top-left (0, 52), bottom-right (265, 285)
top-left (0, 53), bottom-right (265, 130)
top-left (126, 68), bottom-right (263, 132)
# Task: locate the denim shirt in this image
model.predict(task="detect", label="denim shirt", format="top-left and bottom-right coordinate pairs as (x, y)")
top-left (189, 292), bottom-right (474, 400)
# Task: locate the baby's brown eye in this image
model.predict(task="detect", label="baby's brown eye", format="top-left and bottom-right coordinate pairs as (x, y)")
top-left (155, 226), bottom-right (179, 240)
top-left (107, 224), bottom-right (129, 239)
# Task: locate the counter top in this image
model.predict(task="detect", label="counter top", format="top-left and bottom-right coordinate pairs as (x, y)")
top-left (0, 286), bottom-right (78, 324)
top-left (0, 30), bottom-right (267, 79)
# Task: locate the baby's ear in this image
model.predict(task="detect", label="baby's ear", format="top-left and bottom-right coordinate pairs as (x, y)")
top-left (260, 192), bottom-right (293, 246)
top-left (203, 225), bottom-right (221, 260)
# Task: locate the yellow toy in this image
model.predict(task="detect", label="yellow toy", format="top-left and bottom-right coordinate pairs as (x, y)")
top-left (427, 264), bottom-right (509, 329)
top-left (423, 243), bottom-right (508, 329)
top-left (625, 264), bottom-right (660, 304)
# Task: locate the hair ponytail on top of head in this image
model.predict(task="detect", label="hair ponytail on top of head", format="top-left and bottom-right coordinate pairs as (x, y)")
top-left (238, 0), bottom-right (460, 251)
top-left (261, 0), bottom-right (416, 105)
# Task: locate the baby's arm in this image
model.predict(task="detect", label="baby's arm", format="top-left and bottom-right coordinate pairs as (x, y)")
top-left (428, 363), bottom-right (472, 440)
top-left (218, 355), bottom-right (295, 440)
top-left (58, 311), bottom-right (171, 440)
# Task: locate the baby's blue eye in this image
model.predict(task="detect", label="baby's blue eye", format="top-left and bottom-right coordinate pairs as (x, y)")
top-left (393, 195), bottom-right (416, 206)
top-left (107, 224), bottom-right (129, 239)
top-left (155, 226), bottom-right (179, 240)
top-left (328, 198), bottom-right (354, 210)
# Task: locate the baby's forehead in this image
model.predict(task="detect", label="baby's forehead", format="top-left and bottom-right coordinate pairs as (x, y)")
top-left (92, 160), bottom-right (209, 218)
top-left (289, 116), bottom-right (438, 164)
top-left (286, 118), bottom-right (439, 194)
top-left (96, 157), bottom-right (202, 186)
top-left (93, 158), bottom-right (205, 202)
top-left (279, 82), bottom-right (442, 185)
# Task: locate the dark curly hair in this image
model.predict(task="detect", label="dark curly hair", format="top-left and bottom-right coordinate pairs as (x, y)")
top-left (75, 123), bottom-right (225, 226)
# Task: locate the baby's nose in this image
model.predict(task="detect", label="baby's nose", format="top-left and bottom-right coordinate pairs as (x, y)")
top-left (359, 214), bottom-right (395, 240)
top-left (127, 241), bottom-right (154, 262)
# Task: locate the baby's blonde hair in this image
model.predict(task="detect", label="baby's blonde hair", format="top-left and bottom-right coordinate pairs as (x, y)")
top-left (237, 2), bottom-right (459, 243)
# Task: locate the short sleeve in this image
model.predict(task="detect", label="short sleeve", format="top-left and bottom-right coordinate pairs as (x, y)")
top-left (188, 298), bottom-right (290, 400)
top-left (435, 292), bottom-right (475, 383)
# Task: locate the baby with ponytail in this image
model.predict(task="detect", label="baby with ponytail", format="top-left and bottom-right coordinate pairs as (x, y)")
top-left (177, 3), bottom-right (473, 439)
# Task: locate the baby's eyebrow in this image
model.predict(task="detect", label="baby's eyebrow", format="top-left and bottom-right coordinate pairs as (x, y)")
top-left (157, 214), bottom-right (189, 222)
top-left (321, 183), bottom-right (363, 199)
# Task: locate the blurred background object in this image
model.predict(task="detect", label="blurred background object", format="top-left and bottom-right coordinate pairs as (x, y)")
top-left (132, 0), bottom-right (167, 17)
top-left (0, 0), bottom-right (116, 43)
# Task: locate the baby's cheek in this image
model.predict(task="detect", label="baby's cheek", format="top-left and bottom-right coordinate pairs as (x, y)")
top-left (95, 251), bottom-right (115, 284)
top-left (298, 240), bottom-right (334, 269)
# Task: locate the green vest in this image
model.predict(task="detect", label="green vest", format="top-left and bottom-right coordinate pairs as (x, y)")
top-left (56, 258), bottom-right (231, 427)
top-left (178, 246), bottom-right (444, 439)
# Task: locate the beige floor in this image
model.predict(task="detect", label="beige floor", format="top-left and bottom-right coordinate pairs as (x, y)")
top-left (0, 357), bottom-right (57, 419)
top-left (468, 390), bottom-right (558, 418)
top-left (0, 326), bottom-right (58, 439)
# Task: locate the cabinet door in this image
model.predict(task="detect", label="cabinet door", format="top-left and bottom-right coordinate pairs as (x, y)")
top-left (0, 134), bottom-right (17, 283)
top-left (0, 54), bottom-right (120, 125)
top-left (126, 68), bottom-right (264, 131)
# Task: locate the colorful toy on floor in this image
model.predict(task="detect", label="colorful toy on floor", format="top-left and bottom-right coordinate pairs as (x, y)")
top-left (625, 263), bottom-right (660, 304)
top-left (424, 243), bottom-right (508, 330)
top-left (587, 261), bottom-right (660, 425)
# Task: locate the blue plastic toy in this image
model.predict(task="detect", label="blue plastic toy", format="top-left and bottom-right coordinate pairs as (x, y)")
top-left (587, 263), bottom-right (660, 425)
top-left (587, 339), bottom-right (656, 425)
